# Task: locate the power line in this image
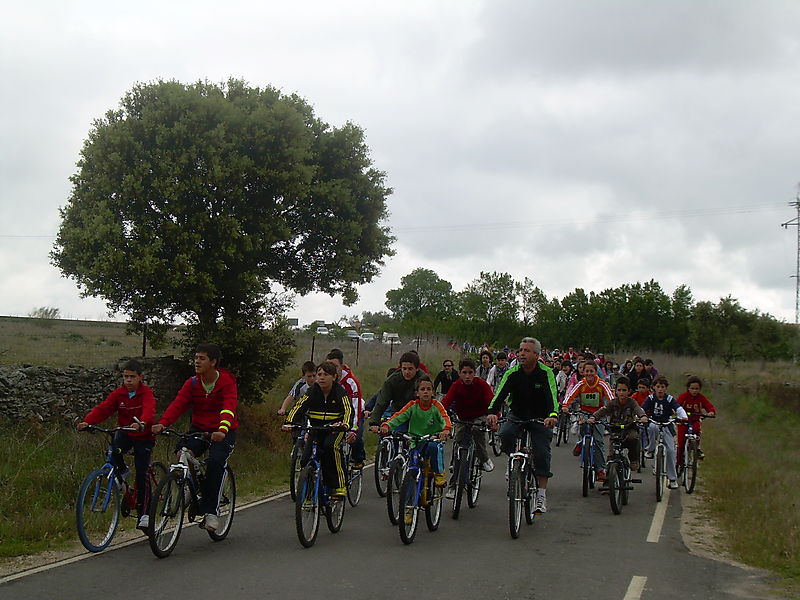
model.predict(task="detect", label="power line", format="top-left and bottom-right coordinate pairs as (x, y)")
top-left (781, 191), bottom-right (800, 325)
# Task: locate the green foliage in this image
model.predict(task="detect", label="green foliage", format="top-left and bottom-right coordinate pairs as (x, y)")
top-left (51, 78), bottom-right (394, 395)
top-left (385, 268), bottom-right (457, 333)
top-left (28, 306), bottom-right (60, 320)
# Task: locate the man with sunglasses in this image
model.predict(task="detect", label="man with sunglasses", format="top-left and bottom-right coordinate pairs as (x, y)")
top-left (434, 359), bottom-right (458, 398)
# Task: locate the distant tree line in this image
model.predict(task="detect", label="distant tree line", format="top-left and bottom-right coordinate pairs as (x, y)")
top-left (379, 268), bottom-right (798, 365)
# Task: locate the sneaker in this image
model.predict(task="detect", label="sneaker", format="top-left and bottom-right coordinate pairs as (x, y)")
top-left (645, 450), bottom-right (654, 459)
top-left (331, 487), bottom-right (347, 499)
top-left (434, 473), bottom-right (447, 487)
top-left (697, 449), bottom-right (705, 460)
top-left (597, 470), bottom-right (606, 482)
top-left (535, 495), bottom-right (547, 514)
top-left (445, 487), bottom-right (456, 500)
top-left (667, 480), bottom-right (678, 490)
top-left (572, 443), bottom-right (582, 457)
top-left (137, 514), bottom-right (150, 529)
top-left (200, 513), bottom-right (218, 532)
top-left (481, 459), bottom-right (494, 472)
top-left (351, 461), bottom-right (364, 470)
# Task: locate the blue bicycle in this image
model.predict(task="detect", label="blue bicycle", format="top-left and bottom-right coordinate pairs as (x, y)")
top-left (571, 410), bottom-right (603, 497)
top-left (76, 424), bottom-right (165, 552)
top-left (397, 433), bottom-right (444, 544)
top-left (292, 424), bottom-right (348, 548)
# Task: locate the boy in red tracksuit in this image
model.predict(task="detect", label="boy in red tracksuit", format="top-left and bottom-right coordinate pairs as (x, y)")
top-left (676, 375), bottom-right (716, 463)
top-left (152, 343), bottom-right (238, 533)
top-left (77, 359), bottom-right (155, 529)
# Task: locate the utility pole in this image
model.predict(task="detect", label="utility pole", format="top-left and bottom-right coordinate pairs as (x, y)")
top-left (781, 187), bottom-right (800, 324)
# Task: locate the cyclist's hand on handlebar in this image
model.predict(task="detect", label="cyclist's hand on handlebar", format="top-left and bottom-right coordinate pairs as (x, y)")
top-left (362, 410), bottom-right (371, 419)
top-left (639, 416), bottom-right (649, 424)
top-left (379, 424), bottom-right (390, 435)
top-left (370, 425), bottom-right (380, 433)
top-left (276, 408), bottom-right (287, 416)
top-left (544, 417), bottom-right (558, 429)
top-left (345, 431), bottom-right (356, 444)
top-left (438, 430), bottom-right (450, 442)
top-left (151, 424), bottom-right (165, 435)
top-left (76, 421), bottom-right (89, 430)
top-left (487, 414), bottom-right (499, 430)
top-left (210, 431), bottom-right (226, 442)
top-left (281, 424), bottom-right (293, 432)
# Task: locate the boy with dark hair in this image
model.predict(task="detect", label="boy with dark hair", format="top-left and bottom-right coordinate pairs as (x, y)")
top-left (326, 349), bottom-right (365, 468)
top-left (676, 376), bottom-right (716, 462)
top-left (277, 361), bottom-right (316, 416)
top-left (642, 375), bottom-right (688, 489)
top-left (588, 377), bottom-right (647, 471)
top-left (152, 343), bottom-right (238, 532)
top-left (77, 359), bottom-right (156, 529)
top-left (369, 352), bottom-right (424, 430)
top-left (486, 351), bottom-right (510, 393)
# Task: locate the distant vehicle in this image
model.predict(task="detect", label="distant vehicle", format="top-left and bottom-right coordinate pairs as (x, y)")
top-left (360, 332), bottom-right (376, 342)
top-left (383, 332), bottom-right (401, 345)
top-left (315, 326), bottom-right (330, 336)
top-left (345, 329), bottom-right (359, 339)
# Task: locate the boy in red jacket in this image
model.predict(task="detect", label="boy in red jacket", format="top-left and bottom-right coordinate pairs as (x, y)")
top-left (152, 343), bottom-right (237, 533)
top-left (77, 359), bottom-right (155, 529)
top-left (676, 375), bottom-right (716, 463)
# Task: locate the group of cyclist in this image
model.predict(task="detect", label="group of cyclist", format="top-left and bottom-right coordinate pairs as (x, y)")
top-left (77, 335), bottom-right (717, 547)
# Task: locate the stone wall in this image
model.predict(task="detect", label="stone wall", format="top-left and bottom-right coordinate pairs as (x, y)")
top-left (0, 356), bottom-right (193, 423)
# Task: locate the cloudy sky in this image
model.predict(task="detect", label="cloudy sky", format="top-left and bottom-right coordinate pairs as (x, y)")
top-left (2, 1), bottom-right (799, 327)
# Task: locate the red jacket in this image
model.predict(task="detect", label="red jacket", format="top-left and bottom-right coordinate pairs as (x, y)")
top-left (676, 392), bottom-right (716, 423)
top-left (159, 368), bottom-right (239, 433)
top-left (441, 378), bottom-right (494, 421)
top-left (84, 384), bottom-right (156, 441)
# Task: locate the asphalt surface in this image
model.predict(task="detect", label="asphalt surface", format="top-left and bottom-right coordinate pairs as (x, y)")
top-left (0, 437), bottom-right (777, 600)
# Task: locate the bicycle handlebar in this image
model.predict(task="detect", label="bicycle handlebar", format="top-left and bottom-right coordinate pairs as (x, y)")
top-left (79, 424), bottom-right (140, 435)
top-left (398, 433), bottom-right (440, 443)
top-left (498, 417), bottom-right (547, 425)
top-left (156, 428), bottom-right (210, 440)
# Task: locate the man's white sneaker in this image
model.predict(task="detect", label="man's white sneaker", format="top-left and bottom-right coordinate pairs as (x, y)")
top-left (667, 480), bottom-right (679, 490)
top-left (445, 487), bottom-right (456, 500)
top-left (535, 495), bottom-right (547, 514)
top-left (200, 513), bottom-right (218, 531)
top-left (137, 514), bottom-right (149, 529)
top-left (482, 459), bottom-right (494, 472)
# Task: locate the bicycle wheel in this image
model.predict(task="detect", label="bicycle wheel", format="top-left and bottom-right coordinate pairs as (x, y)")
top-left (467, 452), bottom-right (481, 508)
top-left (655, 445), bottom-right (665, 502)
top-left (563, 415), bottom-right (571, 444)
top-left (523, 467), bottom-right (535, 524)
top-left (489, 429), bottom-right (502, 457)
top-left (207, 466), bottom-right (236, 541)
top-left (555, 413), bottom-right (567, 446)
top-left (452, 452), bottom-right (466, 519)
top-left (295, 465), bottom-right (320, 548)
top-left (76, 469), bottom-right (121, 552)
top-left (685, 443), bottom-right (698, 494)
top-left (398, 472), bottom-right (419, 544)
top-left (608, 463), bottom-right (622, 515)
top-left (386, 459), bottom-right (403, 525)
top-left (581, 450), bottom-right (591, 498)
top-left (347, 464), bottom-right (363, 507)
top-left (425, 475), bottom-right (443, 531)
top-left (138, 461), bottom-right (167, 529)
top-left (621, 461), bottom-right (630, 506)
top-left (374, 441), bottom-right (390, 497)
top-left (508, 462), bottom-right (523, 538)
top-left (148, 471), bottom-right (185, 558)
top-left (326, 495), bottom-right (346, 533)
top-left (289, 438), bottom-right (303, 502)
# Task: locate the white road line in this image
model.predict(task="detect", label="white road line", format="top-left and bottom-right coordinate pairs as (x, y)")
top-left (646, 487), bottom-right (671, 543)
top-left (1, 465), bottom-right (372, 585)
top-left (623, 576), bottom-right (647, 600)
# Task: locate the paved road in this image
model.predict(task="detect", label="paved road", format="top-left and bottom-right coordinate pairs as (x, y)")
top-left (1, 439), bottom-right (776, 600)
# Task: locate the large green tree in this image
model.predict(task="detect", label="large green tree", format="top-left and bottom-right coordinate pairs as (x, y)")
top-left (52, 78), bottom-right (394, 400)
top-left (385, 268), bottom-right (456, 326)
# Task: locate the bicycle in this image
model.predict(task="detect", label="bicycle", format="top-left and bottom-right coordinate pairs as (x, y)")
top-left (288, 422), bottom-right (308, 501)
top-left (385, 432), bottom-right (410, 525)
top-left (148, 429), bottom-right (236, 558)
top-left (341, 437), bottom-right (363, 506)
top-left (500, 417), bottom-right (544, 539)
top-left (488, 403), bottom-right (506, 457)
top-left (571, 410), bottom-right (602, 498)
top-left (600, 422), bottom-right (643, 515)
top-left (450, 419), bottom-right (489, 519)
top-left (292, 424), bottom-right (348, 548)
top-left (555, 409), bottom-right (572, 447)
top-left (397, 433), bottom-right (444, 544)
top-left (373, 427), bottom-right (407, 498)
top-left (76, 424), bottom-right (166, 552)
top-left (679, 413), bottom-right (715, 494)
top-left (649, 419), bottom-right (677, 502)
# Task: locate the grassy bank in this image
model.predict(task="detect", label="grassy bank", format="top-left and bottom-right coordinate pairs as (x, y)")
top-left (0, 338), bottom-right (458, 560)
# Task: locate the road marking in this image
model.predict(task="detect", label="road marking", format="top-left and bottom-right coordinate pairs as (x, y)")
top-left (623, 576), bottom-right (647, 600)
top-left (0, 465), bottom-right (372, 585)
top-left (646, 487), bottom-right (671, 543)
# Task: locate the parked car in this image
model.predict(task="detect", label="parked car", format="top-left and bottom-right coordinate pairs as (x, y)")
top-left (382, 332), bottom-right (401, 345)
top-left (315, 326), bottom-right (330, 336)
top-left (345, 329), bottom-right (359, 340)
top-left (360, 332), bottom-right (376, 342)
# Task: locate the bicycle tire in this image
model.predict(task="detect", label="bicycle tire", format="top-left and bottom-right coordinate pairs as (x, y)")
top-left (508, 462), bottom-right (523, 539)
top-left (489, 429), bottom-right (502, 457)
top-left (347, 464), bottom-right (363, 507)
top-left (581, 450), bottom-right (591, 498)
top-left (325, 495), bottom-right (346, 533)
top-left (685, 443), bottom-right (698, 494)
top-left (655, 445), bottom-right (665, 502)
top-left (608, 463), bottom-right (622, 515)
top-left (621, 460), bottom-right (630, 506)
top-left (523, 466), bottom-right (535, 524)
top-left (148, 471), bottom-right (185, 558)
top-left (374, 441), bottom-right (390, 497)
top-left (386, 460), bottom-right (403, 525)
top-left (398, 472), bottom-right (419, 544)
top-left (467, 451), bottom-right (481, 508)
top-left (295, 465), bottom-right (320, 548)
top-left (452, 452), bottom-right (466, 519)
top-left (76, 469), bottom-right (121, 552)
top-left (289, 438), bottom-right (303, 502)
top-left (207, 466), bottom-right (236, 541)
top-left (138, 461), bottom-right (168, 530)
top-left (425, 474), bottom-right (443, 531)
top-left (563, 415), bottom-right (571, 444)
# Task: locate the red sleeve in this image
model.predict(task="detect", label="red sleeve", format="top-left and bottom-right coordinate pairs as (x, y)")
top-left (441, 382), bottom-right (457, 411)
top-left (217, 378), bottom-right (238, 433)
top-left (159, 378), bottom-right (194, 427)
top-left (84, 389), bottom-right (121, 425)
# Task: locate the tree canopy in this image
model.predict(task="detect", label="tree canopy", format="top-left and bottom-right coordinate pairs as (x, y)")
top-left (52, 78), bottom-right (394, 399)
